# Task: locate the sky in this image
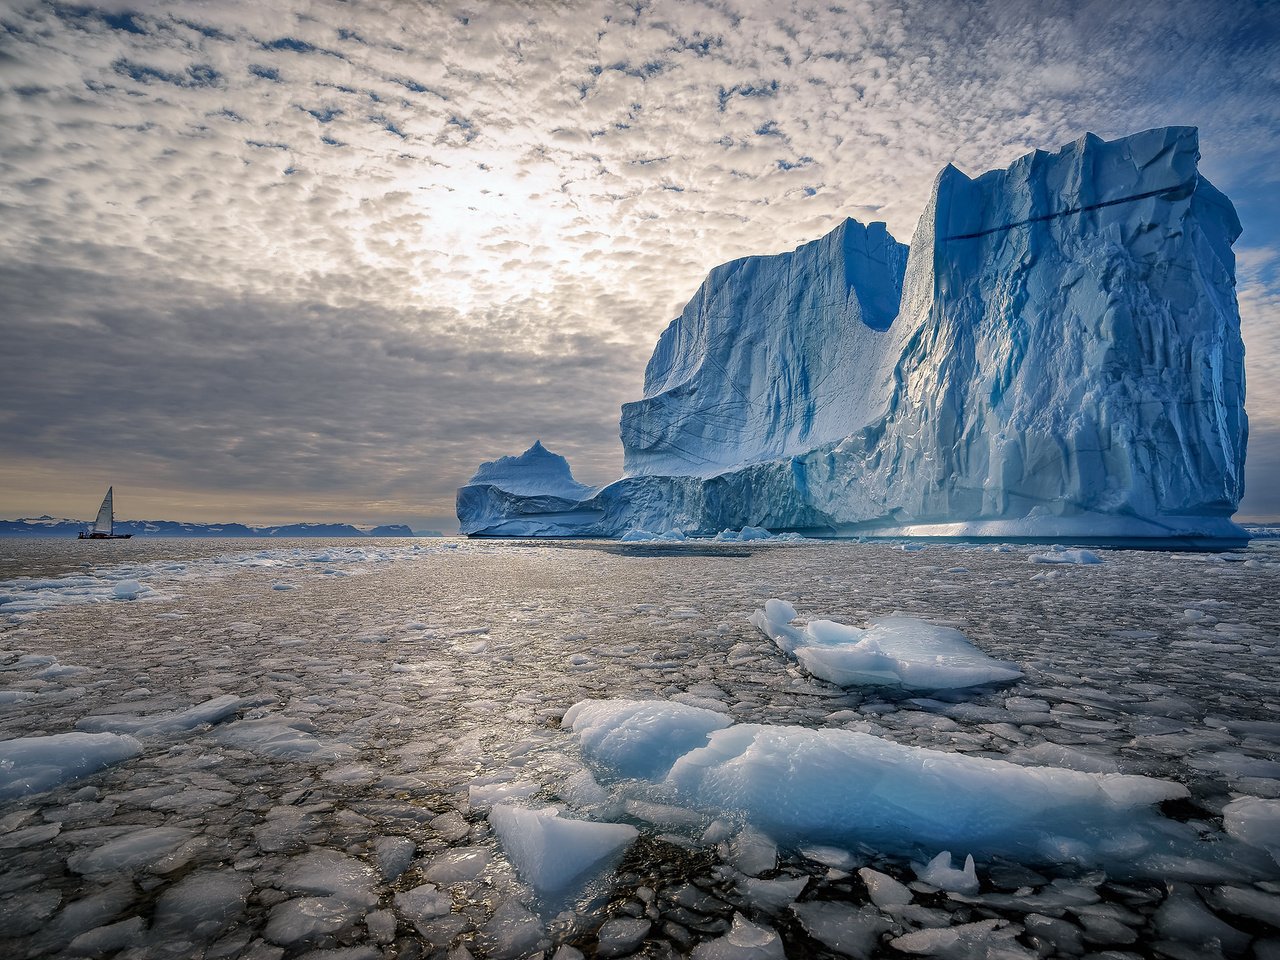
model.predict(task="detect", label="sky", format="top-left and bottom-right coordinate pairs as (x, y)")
top-left (1, 0), bottom-right (1277, 531)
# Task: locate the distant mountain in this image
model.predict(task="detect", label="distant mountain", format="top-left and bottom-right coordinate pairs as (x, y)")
top-left (0, 517), bottom-right (417, 538)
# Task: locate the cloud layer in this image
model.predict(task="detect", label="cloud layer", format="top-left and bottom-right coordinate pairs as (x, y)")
top-left (1, 0), bottom-right (1277, 526)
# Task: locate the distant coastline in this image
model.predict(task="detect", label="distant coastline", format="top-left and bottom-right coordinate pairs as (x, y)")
top-left (0, 517), bottom-right (445, 539)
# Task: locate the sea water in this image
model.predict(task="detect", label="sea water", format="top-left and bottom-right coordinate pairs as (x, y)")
top-left (0, 535), bottom-right (1277, 958)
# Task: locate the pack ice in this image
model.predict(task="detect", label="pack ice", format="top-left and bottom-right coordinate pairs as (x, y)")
top-left (458, 127), bottom-right (1247, 544)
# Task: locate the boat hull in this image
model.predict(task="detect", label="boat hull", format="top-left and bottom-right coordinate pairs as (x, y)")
top-left (78, 532), bottom-right (132, 539)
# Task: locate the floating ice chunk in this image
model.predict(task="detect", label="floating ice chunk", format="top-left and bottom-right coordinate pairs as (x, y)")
top-left (1208, 884), bottom-right (1280, 927)
top-left (804, 619), bottom-right (866, 645)
top-left (620, 529), bottom-right (687, 542)
top-left (77, 694), bottom-right (250, 736)
top-left (625, 797), bottom-right (704, 829)
top-left (423, 846), bottom-right (488, 883)
top-left (751, 604), bottom-right (1022, 690)
top-left (488, 805), bottom-right (637, 897)
top-left (265, 896), bottom-right (356, 945)
top-left (68, 916), bottom-right (145, 955)
top-left (858, 867), bottom-right (912, 908)
top-left (764, 598), bottom-right (796, 625)
top-left (151, 870), bottom-right (251, 938)
top-left (373, 837), bottom-right (415, 882)
top-left (279, 849), bottom-right (378, 908)
top-left (915, 851), bottom-right (979, 895)
top-left (112, 579), bottom-right (145, 599)
top-left (726, 826), bottom-right (777, 877)
top-left (690, 912), bottom-right (784, 960)
top-left (560, 768), bottom-right (611, 808)
top-left (799, 844), bottom-right (858, 870)
top-left (890, 919), bottom-right (1031, 958)
top-left (790, 901), bottom-right (891, 959)
top-left (1222, 796), bottom-right (1280, 864)
top-left (747, 607), bottom-right (805, 653)
top-left (563, 699), bottom-right (731, 780)
top-left (478, 898), bottom-right (546, 959)
top-left (212, 717), bottom-right (356, 762)
top-left (738, 875), bottom-right (809, 913)
top-left (265, 852), bottom-right (381, 948)
top-left (0, 732), bottom-right (143, 800)
top-left (1155, 884), bottom-right (1251, 954)
top-left (68, 826), bottom-right (193, 875)
top-left (36, 662), bottom-right (89, 679)
top-left (395, 883), bottom-right (452, 924)
top-left (596, 916), bottom-right (650, 957)
top-left (0, 823), bottom-right (60, 848)
top-left (570, 706), bottom-right (1192, 868)
top-left (1028, 548), bottom-right (1103, 565)
top-left (714, 526), bottom-right (778, 542)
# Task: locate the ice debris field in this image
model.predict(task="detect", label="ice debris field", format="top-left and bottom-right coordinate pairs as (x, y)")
top-left (0, 535), bottom-right (1278, 958)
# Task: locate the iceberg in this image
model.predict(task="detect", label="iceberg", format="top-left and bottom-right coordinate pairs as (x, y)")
top-left (456, 441), bottom-right (601, 537)
top-left (458, 127), bottom-right (1248, 544)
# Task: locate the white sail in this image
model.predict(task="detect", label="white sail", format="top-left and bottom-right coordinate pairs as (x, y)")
top-left (92, 487), bottom-right (113, 536)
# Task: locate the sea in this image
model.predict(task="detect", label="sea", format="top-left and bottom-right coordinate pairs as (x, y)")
top-left (1, 535), bottom-right (1277, 958)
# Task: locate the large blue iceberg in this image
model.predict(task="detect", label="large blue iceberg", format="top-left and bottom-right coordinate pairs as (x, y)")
top-left (458, 127), bottom-right (1248, 543)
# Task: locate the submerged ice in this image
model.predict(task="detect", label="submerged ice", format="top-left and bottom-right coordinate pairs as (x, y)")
top-left (459, 127), bottom-right (1248, 543)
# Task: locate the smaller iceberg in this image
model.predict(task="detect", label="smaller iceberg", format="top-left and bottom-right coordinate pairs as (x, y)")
top-left (466, 441), bottom-right (595, 499)
top-left (749, 600), bottom-right (1023, 690)
top-left (456, 441), bottom-right (599, 537)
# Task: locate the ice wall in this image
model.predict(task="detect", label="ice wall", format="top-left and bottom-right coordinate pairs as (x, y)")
top-left (458, 127), bottom-right (1249, 543)
top-left (823, 126), bottom-right (1248, 538)
top-left (620, 219), bottom-right (907, 478)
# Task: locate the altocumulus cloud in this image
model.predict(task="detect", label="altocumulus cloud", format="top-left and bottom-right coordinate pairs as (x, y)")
top-left (0, 0), bottom-right (1277, 525)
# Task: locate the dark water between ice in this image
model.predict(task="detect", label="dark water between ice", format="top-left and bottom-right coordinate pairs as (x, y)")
top-left (0, 536), bottom-right (1277, 958)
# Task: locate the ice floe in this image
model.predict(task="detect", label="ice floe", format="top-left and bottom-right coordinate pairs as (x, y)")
top-left (750, 600), bottom-right (1023, 689)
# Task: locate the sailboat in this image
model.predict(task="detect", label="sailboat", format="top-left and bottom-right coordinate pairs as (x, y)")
top-left (78, 487), bottom-right (133, 539)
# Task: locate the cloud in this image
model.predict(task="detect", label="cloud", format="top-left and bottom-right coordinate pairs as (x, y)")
top-left (1, 0), bottom-right (1277, 524)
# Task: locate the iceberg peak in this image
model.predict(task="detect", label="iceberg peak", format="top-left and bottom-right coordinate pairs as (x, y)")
top-left (465, 441), bottom-right (594, 499)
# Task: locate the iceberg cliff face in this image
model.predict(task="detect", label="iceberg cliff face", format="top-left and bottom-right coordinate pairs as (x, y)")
top-left (458, 127), bottom-right (1248, 543)
top-left (621, 219), bottom-right (908, 479)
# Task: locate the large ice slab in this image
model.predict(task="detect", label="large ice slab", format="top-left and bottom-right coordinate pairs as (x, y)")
top-left (562, 698), bottom-right (1250, 874)
top-left (458, 127), bottom-right (1248, 544)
